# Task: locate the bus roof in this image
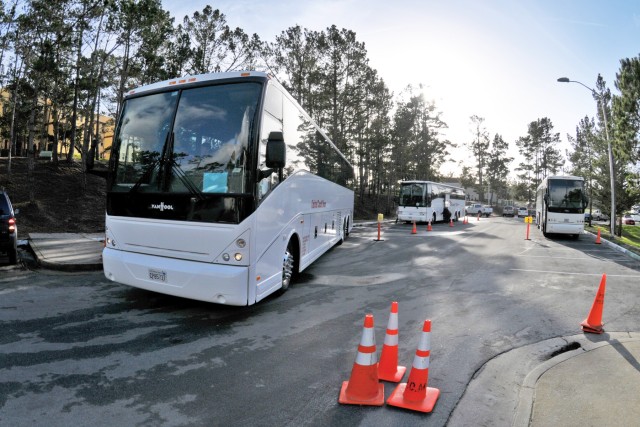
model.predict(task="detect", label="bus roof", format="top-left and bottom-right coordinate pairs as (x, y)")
top-left (545, 175), bottom-right (584, 181)
top-left (124, 71), bottom-right (271, 97)
top-left (399, 180), bottom-right (464, 189)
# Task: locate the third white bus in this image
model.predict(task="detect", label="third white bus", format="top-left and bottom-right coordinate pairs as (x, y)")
top-left (535, 175), bottom-right (588, 238)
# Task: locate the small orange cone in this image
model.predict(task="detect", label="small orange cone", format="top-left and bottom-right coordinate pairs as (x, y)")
top-left (477, 212), bottom-right (480, 221)
top-left (427, 221), bottom-right (432, 232)
top-left (581, 274), bottom-right (606, 334)
top-left (595, 229), bottom-right (601, 244)
top-left (411, 221), bottom-right (417, 234)
top-left (339, 314), bottom-right (385, 406)
top-left (379, 302), bottom-right (406, 382)
top-left (449, 218), bottom-right (454, 227)
top-left (387, 319), bottom-right (440, 413)
top-left (463, 216), bottom-right (468, 224)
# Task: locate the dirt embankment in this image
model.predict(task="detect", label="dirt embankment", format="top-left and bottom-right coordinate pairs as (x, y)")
top-left (0, 158), bottom-right (106, 237)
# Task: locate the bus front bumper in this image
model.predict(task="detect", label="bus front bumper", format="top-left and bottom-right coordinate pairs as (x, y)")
top-left (103, 248), bottom-right (249, 305)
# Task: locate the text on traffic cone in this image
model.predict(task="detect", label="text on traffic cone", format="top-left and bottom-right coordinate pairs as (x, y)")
top-left (339, 314), bottom-right (385, 405)
top-left (581, 274), bottom-right (606, 334)
top-left (386, 319), bottom-right (440, 413)
top-left (379, 302), bottom-right (406, 382)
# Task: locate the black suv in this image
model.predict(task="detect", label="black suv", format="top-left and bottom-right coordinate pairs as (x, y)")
top-left (0, 190), bottom-right (18, 264)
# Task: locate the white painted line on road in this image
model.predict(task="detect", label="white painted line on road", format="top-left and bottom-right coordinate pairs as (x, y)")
top-left (510, 268), bottom-right (640, 278)
top-left (516, 255), bottom-right (598, 260)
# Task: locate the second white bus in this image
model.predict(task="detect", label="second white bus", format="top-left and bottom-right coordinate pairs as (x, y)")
top-left (396, 181), bottom-right (466, 224)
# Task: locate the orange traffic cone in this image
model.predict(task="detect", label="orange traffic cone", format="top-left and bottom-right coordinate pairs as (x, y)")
top-left (449, 218), bottom-right (454, 227)
top-left (387, 319), bottom-right (440, 413)
top-left (379, 302), bottom-right (406, 382)
top-left (411, 221), bottom-right (417, 234)
top-left (427, 221), bottom-right (432, 231)
top-left (581, 274), bottom-right (606, 334)
top-left (595, 229), bottom-right (601, 244)
top-left (463, 216), bottom-right (468, 224)
top-left (339, 314), bottom-right (385, 406)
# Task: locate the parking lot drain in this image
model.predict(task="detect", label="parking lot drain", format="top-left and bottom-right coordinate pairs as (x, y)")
top-left (547, 342), bottom-right (581, 359)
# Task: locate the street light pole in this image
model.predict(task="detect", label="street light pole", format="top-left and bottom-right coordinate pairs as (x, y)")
top-left (557, 77), bottom-right (616, 239)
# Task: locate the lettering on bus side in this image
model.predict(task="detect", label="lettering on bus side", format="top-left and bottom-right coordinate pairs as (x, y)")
top-left (311, 200), bottom-right (326, 208)
top-left (150, 202), bottom-right (174, 211)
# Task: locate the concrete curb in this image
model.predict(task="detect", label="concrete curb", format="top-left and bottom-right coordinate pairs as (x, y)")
top-left (584, 229), bottom-right (640, 262)
top-left (512, 332), bottom-right (640, 426)
top-left (28, 233), bottom-right (104, 272)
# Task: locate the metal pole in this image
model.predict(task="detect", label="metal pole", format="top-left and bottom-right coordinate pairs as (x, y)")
top-left (557, 77), bottom-right (616, 239)
top-left (599, 99), bottom-right (616, 238)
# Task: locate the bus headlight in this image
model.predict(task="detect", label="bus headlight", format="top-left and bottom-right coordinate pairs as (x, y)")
top-left (222, 253), bottom-right (230, 261)
top-left (234, 253), bottom-right (243, 262)
top-left (236, 238), bottom-right (246, 248)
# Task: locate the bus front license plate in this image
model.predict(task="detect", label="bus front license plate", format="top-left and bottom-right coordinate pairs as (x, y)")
top-left (149, 269), bottom-right (167, 282)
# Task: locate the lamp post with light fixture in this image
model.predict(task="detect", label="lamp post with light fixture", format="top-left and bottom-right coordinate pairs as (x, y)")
top-left (557, 77), bottom-right (616, 239)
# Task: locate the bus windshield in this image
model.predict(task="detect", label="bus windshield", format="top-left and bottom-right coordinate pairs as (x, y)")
top-left (399, 183), bottom-right (426, 206)
top-left (547, 179), bottom-right (586, 213)
top-left (112, 82), bottom-right (262, 195)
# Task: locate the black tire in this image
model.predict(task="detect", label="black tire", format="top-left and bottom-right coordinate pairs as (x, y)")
top-left (344, 217), bottom-right (350, 239)
top-left (8, 245), bottom-right (17, 265)
top-left (277, 244), bottom-right (295, 295)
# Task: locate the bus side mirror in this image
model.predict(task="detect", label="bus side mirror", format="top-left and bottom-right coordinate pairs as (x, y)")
top-left (543, 194), bottom-right (549, 205)
top-left (266, 131), bottom-right (286, 168)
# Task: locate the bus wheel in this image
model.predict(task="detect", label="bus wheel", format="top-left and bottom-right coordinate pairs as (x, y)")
top-left (279, 245), bottom-right (295, 294)
top-left (343, 218), bottom-right (350, 239)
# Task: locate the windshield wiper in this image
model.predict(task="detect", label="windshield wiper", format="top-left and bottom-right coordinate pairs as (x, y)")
top-left (169, 159), bottom-right (206, 201)
top-left (129, 132), bottom-right (170, 194)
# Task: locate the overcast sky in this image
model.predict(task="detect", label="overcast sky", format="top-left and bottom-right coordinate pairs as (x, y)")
top-left (162, 0), bottom-right (640, 174)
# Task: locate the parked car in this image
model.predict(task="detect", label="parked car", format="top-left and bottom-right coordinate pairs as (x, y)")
top-left (502, 206), bottom-right (515, 217)
top-left (0, 190), bottom-right (18, 264)
top-left (517, 207), bottom-right (528, 218)
top-left (622, 214), bottom-right (636, 225)
top-left (584, 212), bottom-right (592, 223)
top-left (590, 210), bottom-right (609, 221)
top-left (625, 213), bottom-right (640, 225)
top-left (466, 203), bottom-right (492, 217)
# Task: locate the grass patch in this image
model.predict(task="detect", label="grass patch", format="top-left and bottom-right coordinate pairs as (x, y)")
top-left (585, 223), bottom-right (640, 254)
top-left (619, 226), bottom-right (640, 250)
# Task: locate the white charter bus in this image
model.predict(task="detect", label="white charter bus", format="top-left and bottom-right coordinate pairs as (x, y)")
top-left (535, 175), bottom-right (588, 238)
top-left (103, 71), bottom-right (354, 305)
top-left (396, 181), bottom-right (466, 223)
